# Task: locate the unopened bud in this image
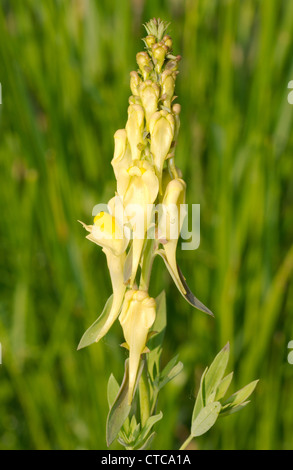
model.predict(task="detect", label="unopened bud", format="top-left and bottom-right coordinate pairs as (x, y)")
top-left (172, 103), bottom-right (181, 115)
top-left (125, 104), bottom-right (145, 161)
top-left (165, 59), bottom-right (179, 72)
top-left (161, 70), bottom-right (176, 108)
top-left (145, 34), bottom-right (156, 48)
top-left (130, 71), bottom-right (141, 96)
top-left (139, 80), bottom-right (160, 131)
top-left (136, 51), bottom-right (152, 80)
top-left (149, 110), bottom-right (175, 180)
top-left (152, 42), bottom-right (168, 73)
top-left (163, 34), bottom-right (172, 50)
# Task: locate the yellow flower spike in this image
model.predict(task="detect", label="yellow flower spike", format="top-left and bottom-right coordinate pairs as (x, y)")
top-left (159, 178), bottom-right (187, 294)
top-left (139, 80), bottom-right (160, 131)
top-left (125, 104), bottom-right (145, 161)
top-left (149, 110), bottom-right (175, 183)
top-left (119, 290), bottom-right (156, 404)
top-left (160, 70), bottom-right (176, 109)
top-left (111, 129), bottom-right (132, 179)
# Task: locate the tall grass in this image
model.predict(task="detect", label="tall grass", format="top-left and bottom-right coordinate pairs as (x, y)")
top-left (0, 0), bottom-right (292, 450)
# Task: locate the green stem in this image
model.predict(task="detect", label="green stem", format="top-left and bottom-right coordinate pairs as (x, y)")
top-left (139, 357), bottom-right (150, 427)
top-left (139, 238), bottom-right (155, 291)
top-left (179, 434), bottom-right (194, 451)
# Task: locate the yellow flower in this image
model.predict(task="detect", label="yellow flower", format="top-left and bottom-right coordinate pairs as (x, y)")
top-left (158, 178), bottom-right (187, 294)
top-left (149, 110), bottom-right (175, 183)
top-left (79, 211), bottom-right (129, 342)
top-left (119, 290), bottom-right (156, 404)
top-left (125, 104), bottom-right (145, 161)
top-left (117, 160), bottom-right (159, 285)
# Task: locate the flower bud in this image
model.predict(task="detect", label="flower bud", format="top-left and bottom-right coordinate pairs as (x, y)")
top-left (164, 59), bottom-right (179, 72)
top-left (130, 71), bottom-right (141, 96)
top-left (151, 42), bottom-right (168, 73)
top-left (125, 104), bottom-right (145, 161)
top-left (163, 34), bottom-right (172, 50)
top-left (136, 51), bottom-right (153, 80)
top-left (160, 70), bottom-right (176, 109)
top-left (139, 80), bottom-right (160, 131)
top-left (119, 290), bottom-right (156, 403)
top-left (111, 129), bottom-right (132, 179)
top-left (145, 35), bottom-right (156, 48)
top-left (161, 178), bottom-right (186, 240)
top-left (149, 110), bottom-right (175, 181)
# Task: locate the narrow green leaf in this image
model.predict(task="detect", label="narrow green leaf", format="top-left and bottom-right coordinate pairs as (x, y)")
top-left (129, 414), bottom-right (138, 434)
top-left (192, 367), bottom-right (208, 422)
top-left (106, 359), bottom-right (131, 447)
top-left (191, 401), bottom-right (221, 437)
top-left (139, 411), bottom-right (163, 443)
top-left (220, 401), bottom-right (251, 417)
top-left (222, 380), bottom-right (259, 410)
top-left (106, 359), bottom-right (144, 446)
top-left (123, 243), bottom-right (133, 284)
top-left (107, 373), bottom-right (120, 408)
top-left (77, 295), bottom-right (113, 350)
top-left (137, 432), bottom-right (156, 450)
top-left (204, 343), bottom-right (230, 402)
top-left (214, 372), bottom-right (234, 401)
top-left (158, 359), bottom-right (183, 391)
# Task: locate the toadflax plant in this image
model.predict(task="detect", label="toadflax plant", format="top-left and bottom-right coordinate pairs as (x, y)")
top-left (78, 18), bottom-right (258, 450)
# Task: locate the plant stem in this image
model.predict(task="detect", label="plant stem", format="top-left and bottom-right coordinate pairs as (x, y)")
top-left (139, 357), bottom-right (150, 427)
top-left (139, 238), bottom-right (155, 291)
top-left (179, 434), bottom-right (194, 450)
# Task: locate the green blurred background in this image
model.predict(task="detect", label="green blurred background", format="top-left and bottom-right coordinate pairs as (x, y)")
top-left (0, 0), bottom-right (293, 450)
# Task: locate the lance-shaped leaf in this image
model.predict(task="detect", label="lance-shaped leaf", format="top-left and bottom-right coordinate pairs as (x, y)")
top-left (156, 249), bottom-right (214, 316)
top-left (191, 367), bottom-right (208, 423)
top-left (214, 372), bottom-right (234, 401)
top-left (134, 411), bottom-right (163, 449)
top-left (106, 359), bottom-right (144, 446)
top-left (107, 373), bottom-right (120, 409)
top-left (158, 356), bottom-right (183, 391)
top-left (191, 401), bottom-right (221, 437)
top-left (137, 431), bottom-right (156, 450)
top-left (220, 380), bottom-right (259, 415)
top-left (204, 342), bottom-right (230, 403)
top-left (77, 295), bottom-right (114, 350)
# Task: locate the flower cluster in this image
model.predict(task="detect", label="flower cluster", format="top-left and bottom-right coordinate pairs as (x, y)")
top-left (79, 18), bottom-right (212, 404)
